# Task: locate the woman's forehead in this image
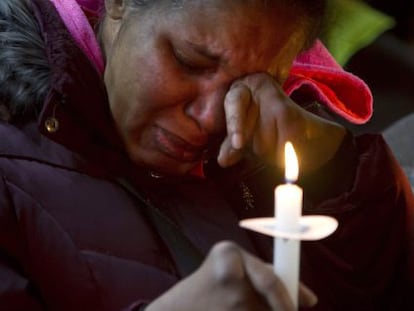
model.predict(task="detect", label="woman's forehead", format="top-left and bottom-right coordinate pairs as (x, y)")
top-left (122, 0), bottom-right (304, 32)
top-left (160, 0), bottom-right (298, 29)
top-left (131, 0), bottom-right (294, 15)
top-left (110, 0), bottom-right (307, 78)
top-left (161, 1), bottom-right (305, 75)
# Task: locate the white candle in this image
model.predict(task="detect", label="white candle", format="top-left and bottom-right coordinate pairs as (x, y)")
top-left (274, 142), bottom-right (302, 310)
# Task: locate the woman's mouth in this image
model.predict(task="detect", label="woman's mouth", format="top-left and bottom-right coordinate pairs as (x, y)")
top-left (154, 126), bottom-right (206, 162)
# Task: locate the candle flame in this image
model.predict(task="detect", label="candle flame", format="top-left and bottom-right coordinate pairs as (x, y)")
top-left (285, 141), bottom-right (298, 182)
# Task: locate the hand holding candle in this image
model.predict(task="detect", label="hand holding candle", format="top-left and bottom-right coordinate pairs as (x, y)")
top-left (239, 142), bottom-right (339, 310)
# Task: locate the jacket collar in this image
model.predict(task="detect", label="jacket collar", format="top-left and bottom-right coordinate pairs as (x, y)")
top-left (29, 0), bottom-right (130, 178)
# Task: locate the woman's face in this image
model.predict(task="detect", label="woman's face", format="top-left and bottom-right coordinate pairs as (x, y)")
top-left (103, 0), bottom-right (306, 175)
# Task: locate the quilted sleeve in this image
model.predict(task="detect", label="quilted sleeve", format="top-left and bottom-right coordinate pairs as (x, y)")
top-left (0, 176), bottom-right (44, 310)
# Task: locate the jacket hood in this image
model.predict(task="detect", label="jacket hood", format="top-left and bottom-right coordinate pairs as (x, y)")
top-left (0, 0), bottom-right (50, 120)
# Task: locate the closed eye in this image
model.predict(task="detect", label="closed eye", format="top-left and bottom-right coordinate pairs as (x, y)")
top-left (172, 45), bottom-right (217, 75)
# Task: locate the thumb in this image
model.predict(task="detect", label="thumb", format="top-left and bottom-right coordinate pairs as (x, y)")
top-left (299, 283), bottom-right (318, 307)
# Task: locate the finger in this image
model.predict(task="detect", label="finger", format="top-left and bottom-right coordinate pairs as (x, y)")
top-left (206, 242), bottom-right (272, 310)
top-left (217, 136), bottom-right (244, 167)
top-left (240, 250), bottom-right (295, 311)
top-left (251, 110), bottom-right (278, 161)
top-left (217, 104), bottom-right (258, 166)
top-left (218, 82), bottom-right (258, 167)
top-left (207, 241), bottom-right (245, 282)
top-left (239, 74), bottom-right (289, 162)
top-left (299, 283), bottom-right (318, 307)
top-left (224, 82), bottom-right (254, 150)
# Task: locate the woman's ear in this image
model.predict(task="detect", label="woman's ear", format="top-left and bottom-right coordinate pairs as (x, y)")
top-left (104, 0), bottom-right (127, 20)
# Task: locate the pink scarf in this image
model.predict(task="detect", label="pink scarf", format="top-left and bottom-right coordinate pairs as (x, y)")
top-left (49, 0), bottom-right (373, 124)
top-left (48, 0), bottom-right (104, 73)
top-left (285, 40), bottom-right (373, 124)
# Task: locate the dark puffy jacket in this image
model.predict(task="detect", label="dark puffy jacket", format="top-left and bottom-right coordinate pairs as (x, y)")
top-left (0, 0), bottom-right (413, 310)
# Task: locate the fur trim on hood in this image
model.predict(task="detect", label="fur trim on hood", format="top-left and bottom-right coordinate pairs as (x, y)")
top-left (0, 0), bottom-right (50, 121)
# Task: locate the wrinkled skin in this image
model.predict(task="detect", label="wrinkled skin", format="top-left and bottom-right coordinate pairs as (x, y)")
top-left (102, 0), bottom-right (342, 309)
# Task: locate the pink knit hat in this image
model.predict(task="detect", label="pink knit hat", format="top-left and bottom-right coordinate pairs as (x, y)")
top-left (50, 0), bottom-right (373, 124)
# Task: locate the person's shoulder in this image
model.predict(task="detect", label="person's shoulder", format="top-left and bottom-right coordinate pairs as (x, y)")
top-left (0, 121), bottom-right (43, 160)
top-left (0, 120), bottom-right (80, 179)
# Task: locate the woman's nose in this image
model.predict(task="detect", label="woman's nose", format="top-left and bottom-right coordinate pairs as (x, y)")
top-left (185, 87), bottom-right (227, 134)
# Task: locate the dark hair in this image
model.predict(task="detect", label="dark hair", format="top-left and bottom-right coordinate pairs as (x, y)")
top-left (0, 0), bottom-right (50, 121)
top-left (303, 1), bottom-right (327, 49)
top-left (275, 0), bottom-right (326, 50)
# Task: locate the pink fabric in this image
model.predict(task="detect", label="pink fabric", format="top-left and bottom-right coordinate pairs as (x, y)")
top-left (284, 40), bottom-right (373, 124)
top-left (75, 0), bottom-right (103, 13)
top-left (56, 0), bottom-right (373, 124)
top-left (48, 0), bottom-right (104, 73)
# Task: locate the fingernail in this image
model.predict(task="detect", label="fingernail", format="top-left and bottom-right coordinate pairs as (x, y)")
top-left (307, 291), bottom-right (318, 307)
top-left (232, 133), bottom-right (243, 150)
top-left (301, 285), bottom-right (318, 307)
